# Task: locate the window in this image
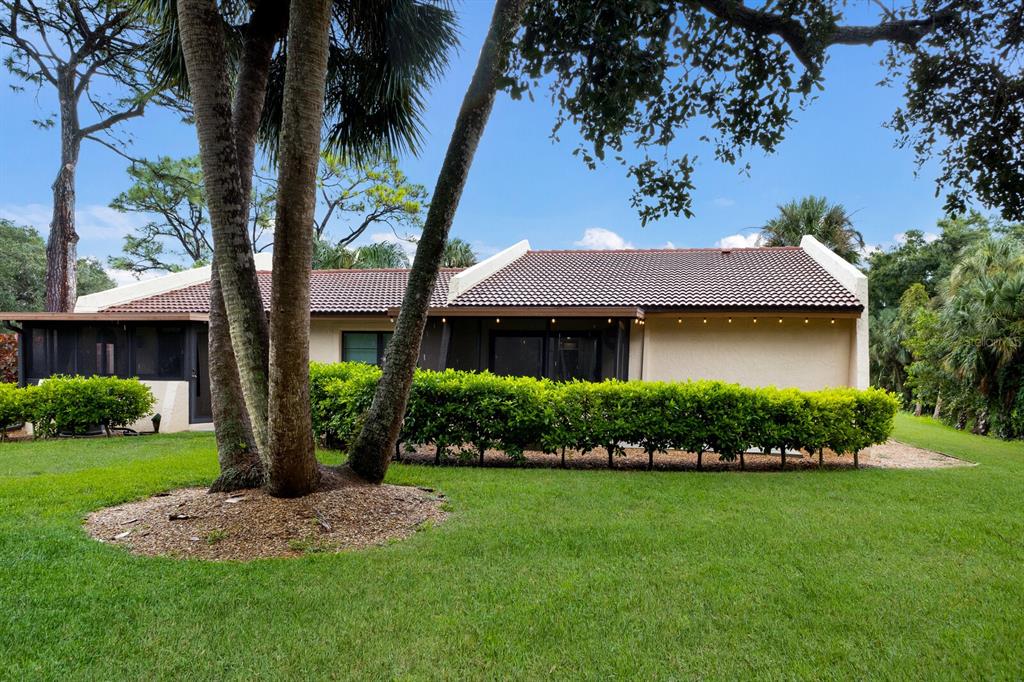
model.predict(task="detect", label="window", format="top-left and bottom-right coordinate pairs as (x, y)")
top-left (342, 331), bottom-right (392, 366)
top-left (491, 334), bottom-right (545, 378)
top-left (135, 327), bottom-right (185, 378)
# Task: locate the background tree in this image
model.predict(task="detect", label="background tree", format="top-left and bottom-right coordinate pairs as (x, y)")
top-left (1, 0), bottom-right (173, 311)
top-left (0, 220), bottom-right (113, 312)
top-left (937, 237), bottom-right (1024, 437)
top-left (108, 156), bottom-right (273, 275)
top-left (313, 154), bottom-right (428, 245)
top-left (442, 238), bottom-right (477, 267)
top-left (109, 153), bottom-right (427, 275)
top-left (761, 196), bottom-right (864, 264)
top-left (867, 213), bottom-right (995, 311)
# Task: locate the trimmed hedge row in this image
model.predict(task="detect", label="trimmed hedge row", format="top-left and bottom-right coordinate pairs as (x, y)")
top-left (0, 376), bottom-right (155, 438)
top-left (310, 362), bottom-right (900, 464)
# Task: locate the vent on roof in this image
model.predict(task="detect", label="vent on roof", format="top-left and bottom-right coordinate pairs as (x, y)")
top-left (721, 248), bottom-right (732, 254)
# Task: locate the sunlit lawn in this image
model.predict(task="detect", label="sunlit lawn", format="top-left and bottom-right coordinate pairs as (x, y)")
top-left (1, 413), bottom-right (1021, 679)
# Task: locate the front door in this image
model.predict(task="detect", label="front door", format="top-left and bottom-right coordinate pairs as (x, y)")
top-left (190, 327), bottom-right (212, 423)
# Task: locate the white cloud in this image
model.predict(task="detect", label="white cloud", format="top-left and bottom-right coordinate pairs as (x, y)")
top-left (662, 240), bottom-right (677, 249)
top-left (368, 230), bottom-right (418, 260)
top-left (715, 232), bottom-right (763, 249)
top-left (712, 197), bottom-right (736, 208)
top-left (923, 232), bottom-right (940, 243)
top-left (858, 244), bottom-right (882, 260)
top-left (0, 202), bottom-right (145, 239)
top-left (104, 268), bottom-right (163, 288)
top-left (574, 227), bottom-right (634, 250)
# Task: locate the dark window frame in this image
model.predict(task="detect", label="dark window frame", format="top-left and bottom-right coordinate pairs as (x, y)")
top-left (342, 331), bottom-right (393, 367)
top-left (488, 330), bottom-right (549, 379)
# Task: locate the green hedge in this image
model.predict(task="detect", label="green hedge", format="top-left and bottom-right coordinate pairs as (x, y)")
top-left (310, 362), bottom-right (899, 464)
top-left (0, 376), bottom-right (155, 438)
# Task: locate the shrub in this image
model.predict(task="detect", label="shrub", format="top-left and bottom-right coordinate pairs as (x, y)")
top-left (310, 362), bottom-right (900, 464)
top-left (0, 382), bottom-right (26, 438)
top-left (23, 376), bottom-right (155, 438)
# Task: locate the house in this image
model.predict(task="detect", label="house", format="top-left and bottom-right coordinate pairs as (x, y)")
top-left (0, 235), bottom-right (867, 433)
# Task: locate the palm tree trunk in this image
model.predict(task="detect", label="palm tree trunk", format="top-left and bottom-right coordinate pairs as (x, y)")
top-left (346, 0), bottom-right (529, 484)
top-left (932, 394), bottom-right (942, 420)
top-left (45, 71), bottom-right (80, 312)
top-left (264, 0), bottom-right (332, 497)
top-left (208, 260), bottom-right (263, 491)
top-left (207, 0), bottom-right (286, 490)
top-left (176, 0), bottom-right (272, 460)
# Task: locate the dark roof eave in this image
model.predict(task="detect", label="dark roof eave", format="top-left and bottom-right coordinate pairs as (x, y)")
top-left (0, 311), bottom-right (210, 322)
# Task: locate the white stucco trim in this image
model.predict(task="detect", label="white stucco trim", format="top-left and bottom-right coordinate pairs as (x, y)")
top-left (799, 235), bottom-right (869, 388)
top-left (75, 253), bottom-right (274, 312)
top-left (447, 240), bottom-right (529, 303)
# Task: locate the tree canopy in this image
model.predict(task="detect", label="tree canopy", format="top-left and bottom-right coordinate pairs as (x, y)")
top-left (0, 220), bottom-right (114, 312)
top-left (508, 0), bottom-right (1023, 225)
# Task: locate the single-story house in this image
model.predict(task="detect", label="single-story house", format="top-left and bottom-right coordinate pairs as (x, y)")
top-left (0, 235), bottom-right (867, 433)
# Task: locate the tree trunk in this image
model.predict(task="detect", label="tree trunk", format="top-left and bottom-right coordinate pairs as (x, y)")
top-left (208, 260), bottom-right (263, 491)
top-left (176, 0), bottom-right (272, 460)
top-left (45, 71), bottom-right (80, 313)
top-left (207, 0), bottom-right (286, 490)
top-left (914, 401), bottom-right (923, 417)
top-left (932, 395), bottom-right (942, 420)
top-left (346, 0), bottom-right (530, 483)
top-left (264, 0), bottom-right (331, 497)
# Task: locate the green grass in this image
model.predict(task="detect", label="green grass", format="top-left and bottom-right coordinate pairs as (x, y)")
top-left (1, 413), bottom-right (1022, 680)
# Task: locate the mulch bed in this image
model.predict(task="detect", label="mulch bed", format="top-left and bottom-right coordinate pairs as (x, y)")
top-left (399, 439), bottom-right (971, 472)
top-left (85, 468), bottom-right (447, 561)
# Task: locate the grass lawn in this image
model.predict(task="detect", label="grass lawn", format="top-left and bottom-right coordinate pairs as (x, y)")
top-left (1, 413), bottom-right (1022, 679)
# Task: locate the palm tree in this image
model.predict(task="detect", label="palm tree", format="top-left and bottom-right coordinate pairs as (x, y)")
top-left (442, 238), bottom-right (477, 267)
top-left (762, 196), bottom-right (865, 264)
top-left (353, 242), bottom-right (410, 269)
top-left (263, 0), bottom-right (333, 497)
top-left (313, 239), bottom-right (410, 269)
top-left (939, 237), bottom-right (1024, 436)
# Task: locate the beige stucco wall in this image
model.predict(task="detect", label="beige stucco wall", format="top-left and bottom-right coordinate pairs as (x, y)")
top-left (135, 380), bottom-right (190, 433)
top-left (309, 317), bottom-right (394, 364)
top-left (637, 315), bottom-right (856, 390)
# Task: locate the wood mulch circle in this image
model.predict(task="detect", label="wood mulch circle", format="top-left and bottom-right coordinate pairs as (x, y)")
top-left (400, 439), bottom-right (972, 472)
top-left (85, 468), bottom-right (447, 561)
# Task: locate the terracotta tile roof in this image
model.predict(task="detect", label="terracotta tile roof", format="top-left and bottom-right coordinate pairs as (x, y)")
top-left (449, 248), bottom-right (862, 310)
top-left (104, 270), bottom-right (460, 314)
top-left (102, 247), bottom-right (862, 314)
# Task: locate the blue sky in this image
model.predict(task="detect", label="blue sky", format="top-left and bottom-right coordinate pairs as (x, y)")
top-left (1, 1), bottom-right (956, 279)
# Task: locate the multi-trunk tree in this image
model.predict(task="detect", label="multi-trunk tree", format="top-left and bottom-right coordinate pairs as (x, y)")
top-left (0, 0), bottom-right (173, 311)
top-left (160, 0), bottom-right (456, 493)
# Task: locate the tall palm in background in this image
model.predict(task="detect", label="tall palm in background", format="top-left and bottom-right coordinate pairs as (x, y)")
top-left (939, 237), bottom-right (1024, 436)
top-left (763, 196), bottom-right (865, 265)
top-left (314, 237), bottom-right (476, 269)
top-left (442, 238), bottom-right (477, 267)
